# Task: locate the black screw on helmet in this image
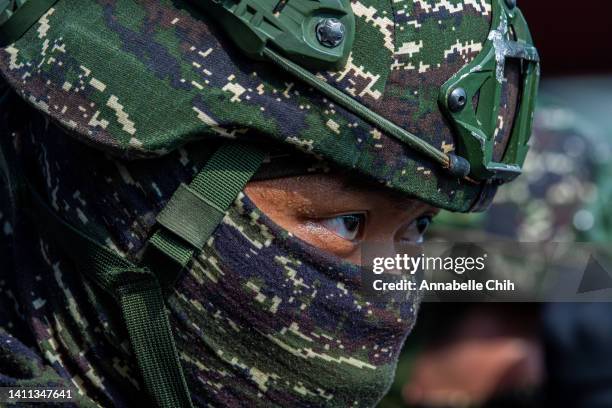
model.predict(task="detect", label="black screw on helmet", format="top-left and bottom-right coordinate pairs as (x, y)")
top-left (448, 88), bottom-right (468, 112)
top-left (505, 0), bottom-right (516, 9)
top-left (447, 154), bottom-right (471, 178)
top-left (316, 18), bottom-right (345, 48)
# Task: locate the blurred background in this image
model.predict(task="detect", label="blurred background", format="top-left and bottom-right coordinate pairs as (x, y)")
top-left (520, 2), bottom-right (612, 76)
top-left (379, 2), bottom-right (612, 408)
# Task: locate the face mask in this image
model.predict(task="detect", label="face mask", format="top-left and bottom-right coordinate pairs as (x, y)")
top-left (166, 192), bottom-right (420, 407)
top-left (7, 119), bottom-right (419, 406)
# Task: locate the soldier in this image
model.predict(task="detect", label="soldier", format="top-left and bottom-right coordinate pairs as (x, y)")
top-left (381, 92), bottom-right (612, 407)
top-left (0, 1), bottom-right (539, 407)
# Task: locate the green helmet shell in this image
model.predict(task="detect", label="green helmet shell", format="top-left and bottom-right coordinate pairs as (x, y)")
top-left (0, 1), bottom-right (26, 25)
top-left (0, 0), bottom-right (539, 212)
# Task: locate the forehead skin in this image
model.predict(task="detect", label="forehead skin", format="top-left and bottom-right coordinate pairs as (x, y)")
top-left (246, 172), bottom-right (433, 215)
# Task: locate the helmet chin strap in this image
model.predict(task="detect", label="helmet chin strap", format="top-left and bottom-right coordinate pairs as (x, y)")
top-left (24, 142), bottom-right (266, 408)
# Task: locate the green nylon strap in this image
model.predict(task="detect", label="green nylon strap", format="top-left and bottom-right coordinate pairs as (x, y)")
top-left (144, 142), bottom-right (266, 289)
top-left (26, 187), bottom-right (193, 408)
top-left (158, 183), bottom-right (225, 249)
top-left (147, 229), bottom-right (194, 286)
top-left (24, 142), bottom-right (265, 407)
top-left (114, 270), bottom-right (194, 408)
top-left (0, 0), bottom-right (58, 46)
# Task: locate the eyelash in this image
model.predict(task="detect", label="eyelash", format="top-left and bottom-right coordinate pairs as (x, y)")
top-left (318, 213), bottom-right (434, 243)
top-left (319, 213), bottom-right (366, 242)
top-left (401, 215), bottom-right (434, 244)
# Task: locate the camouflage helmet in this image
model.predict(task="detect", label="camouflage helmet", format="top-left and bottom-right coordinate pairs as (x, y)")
top-left (0, 0), bottom-right (538, 213)
top-left (0, 1), bottom-right (540, 406)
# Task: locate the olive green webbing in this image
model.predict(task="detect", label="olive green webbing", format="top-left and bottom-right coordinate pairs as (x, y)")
top-left (25, 143), bottom-right (265, 407)
top-left (0, 0), bottom-right (59, 46)
top-left (27, 186), bottom-right (192, 408)
top-left (115, 271), bottom-right (194, 408)
top-left (145, 143), bottom-right (266, 288)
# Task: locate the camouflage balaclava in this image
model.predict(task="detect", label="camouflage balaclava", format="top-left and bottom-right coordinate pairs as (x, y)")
top-left (0, 0), bottom-right (538, 406)
top-left (170, 194), bottom-right (418, 407)
top-left (0, 108), bottom-right (418, 407)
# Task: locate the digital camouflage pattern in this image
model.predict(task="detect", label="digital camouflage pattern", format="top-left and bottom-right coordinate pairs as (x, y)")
top-left (0, 93), bottom-right (419, 406)
top-left (379, 88), bottom-right (612, 408)
top-left (169, 192), bottom-right (418, 407)
top-left (0, 1), bottom-right (534, 406)
top-left (0, 0), bottom-right (522, 212)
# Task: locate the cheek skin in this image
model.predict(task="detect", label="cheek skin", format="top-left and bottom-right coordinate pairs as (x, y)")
top-left (297, 221), bottom-right (361, 261)
top-left (244, 180), bottom-right (361, 261)
top-left (244, 174), bottom-right (438, 264)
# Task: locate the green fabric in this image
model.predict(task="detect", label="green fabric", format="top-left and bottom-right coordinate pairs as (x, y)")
top-left (23, 141), bottom-right (265, 407)
top-left (262, 47), bottom-right (450, 170)
top-left (26, 185), bottom-right (193, 407)
top-left (158, 183), bottom-right (226, 249)
top-left (164, 192), bottom-right (422, 407)
top-left (0, 0), bottom-right (58, 46)
top-left (157, 142), bottom-right (265, 250)
top-left (145, 142), bottom-right (265, 288)
top-left (116, 269), bottom-right (193, 408)
top-left (0, 0), bottom-right (537, 212)
top-left (146, 229), bottom-right (195, 288)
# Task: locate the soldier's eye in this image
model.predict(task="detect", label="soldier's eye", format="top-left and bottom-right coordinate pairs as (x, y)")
top-left (320, 213), bottom-right (365, 241)
top-left (416, 215), bottom-right (432, 235)
top-left (400, 215), bottom-right (433, 244)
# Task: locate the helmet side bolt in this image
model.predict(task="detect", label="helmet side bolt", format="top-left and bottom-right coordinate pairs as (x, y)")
top-left (316, 18), bottom-right (345, 48)
top-left (448, 88), bottom-right (468, 113)
top-left (448, 154), bottom-right (471, 178)
top-left (505, 0), bottom-right (516, 9)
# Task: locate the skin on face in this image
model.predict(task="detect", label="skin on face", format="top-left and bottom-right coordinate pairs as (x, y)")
top-left (244, 173), bottom-right (439, 264)
top-left (246, 174), bottom-right (544, 402)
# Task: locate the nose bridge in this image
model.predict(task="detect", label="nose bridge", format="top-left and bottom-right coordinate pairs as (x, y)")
top-left (364, 203), bottom-right (410, 246)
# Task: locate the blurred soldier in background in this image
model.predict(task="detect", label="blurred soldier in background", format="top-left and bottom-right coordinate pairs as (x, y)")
top-left (379, 81), bottom-right (612, 408)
